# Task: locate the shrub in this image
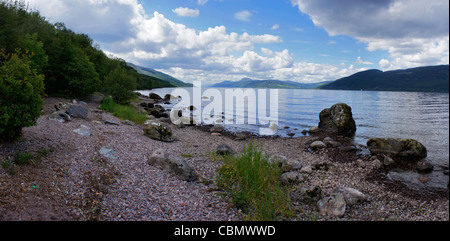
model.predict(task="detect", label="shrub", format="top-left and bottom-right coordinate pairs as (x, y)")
top-left (216, 142), bottom-right (292, 220)
top-left (104, 67), bottom-right (137, 105)
top-left (0, 49), bottom-right (45, 141)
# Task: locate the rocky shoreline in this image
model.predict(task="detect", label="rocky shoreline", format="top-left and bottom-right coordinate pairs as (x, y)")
top-left (0, 95), bottom-right (448, 221)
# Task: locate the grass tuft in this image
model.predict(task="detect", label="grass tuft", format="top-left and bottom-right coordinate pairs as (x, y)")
top-left (100, 96), bottom-right (147, 125)
top-left (216, 142), bottom-right (292, 221)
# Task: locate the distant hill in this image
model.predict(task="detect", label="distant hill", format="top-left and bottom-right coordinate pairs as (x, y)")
top-left (127, 63), bottom-right (192, 87)
top-left (210, 78), bottom-right (332, 89)
top-left (320, 65), bottom-right (449, 93)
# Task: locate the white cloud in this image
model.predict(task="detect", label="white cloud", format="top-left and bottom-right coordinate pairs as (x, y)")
top-left (234, 10), bottom-right (252, 22)
top-left (355, 57), bottom-right (373, 65)
top-left (28, 0), bottom-right (144, 42)
top-left (271, 24), bottom-right (280, 30)
top-left (291, 0), bottom-right (449, 69)
top-left (172, 7), bottom-right (200, 17)
top-left (197, 0), bottom-right (208, 5)
top-left (27, 0), bottom-right (362, 84)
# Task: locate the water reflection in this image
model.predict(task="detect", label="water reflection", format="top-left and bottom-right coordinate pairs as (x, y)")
top-left (138, 88), bottom-right (449, 170)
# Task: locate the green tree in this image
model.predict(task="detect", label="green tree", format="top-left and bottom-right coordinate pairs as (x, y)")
top-left (24, 33), bottom-right (48, 74)
top-left (104, 67), bottom-right (137, 104)
top-left (43, 30), bottom-right (99, 98)
top-left (0, 49), bottom-right (45, 141)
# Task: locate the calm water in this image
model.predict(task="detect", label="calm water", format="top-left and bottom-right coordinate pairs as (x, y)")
top-left (139, 88), bottom-right (449, 187)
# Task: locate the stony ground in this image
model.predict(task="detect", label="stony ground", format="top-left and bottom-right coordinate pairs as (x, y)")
top-left (0, 96), bottom-right (448, 221)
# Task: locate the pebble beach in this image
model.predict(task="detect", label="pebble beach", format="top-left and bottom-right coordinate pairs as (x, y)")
top-left (0, 96), bottom-right (448, 221)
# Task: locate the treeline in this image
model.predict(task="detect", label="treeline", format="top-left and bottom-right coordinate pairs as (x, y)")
top-left (0, 0), bottom-right (175, 102)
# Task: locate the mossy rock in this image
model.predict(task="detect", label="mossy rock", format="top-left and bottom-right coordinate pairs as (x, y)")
top-left (318, 103), bottom-right (356, 137)
top-left (367, 138), bottom-right (427, 160)
top-left (143, 120), bottom-right (173, 142)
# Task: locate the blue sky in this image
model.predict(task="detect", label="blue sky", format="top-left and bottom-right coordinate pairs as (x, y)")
top-left (28, 0), bottom-right (449, 85)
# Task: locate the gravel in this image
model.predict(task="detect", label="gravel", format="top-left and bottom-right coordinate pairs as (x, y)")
top-left (0, 97), bottom-right (448, 221)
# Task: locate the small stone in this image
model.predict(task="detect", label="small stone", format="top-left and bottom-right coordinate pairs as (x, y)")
top-left (310, 141), bottom-right (327, 150)
top-left (99, 147), bottom-right (117, 159)
top-left (122, 120), bottom-right (135, 126)
top-left (281, 159), bottom-right (302, 173)
top-left (356, 159), bottom-right (366, 168)
top-left (332, 187), bottom-right (366, 206)
top-left (300, 165), bottom-right (313, 174)
top-left (73, 125), bottom-right (91, 136)
top-left (148, 149), bottom-right (197, 182)
top-left (338, 145), bottom-right (358, 152)
top-left (105, 120), bottom-right (120, 125)
top-left (210, 124), bottom-right (223, 133)
top-left (217, 144), bottom-right (232, 155)
top-left (309, 126), bottom-right (322, 134)
top-left (317, 193), bottom-right (346, 217)
top-left (415, 161), bottom-right (434, 174)
top-left (290, 185), bottom-right (322, 203)
top-left (383, 155), bottom-right (395, 166)
top-left (268, 154), bottom-right (287, 167)
top-left (418, 176), bottom-right (431, 184)
top-left (372, 159), bottom-right (383, 169)
top-left (312, 161), bottom-right (334, 171)
top-left (280, 171), bottom-right (305, 185)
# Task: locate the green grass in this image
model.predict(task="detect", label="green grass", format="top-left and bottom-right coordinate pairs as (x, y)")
top-left (100, 96), bottom-right (147, 125)
top-left (181, 153), bottom-right (194, 158)
top-left (216, 142), bottom-right (292, 221)
top-left (1, 149), bottom-right (51, 175)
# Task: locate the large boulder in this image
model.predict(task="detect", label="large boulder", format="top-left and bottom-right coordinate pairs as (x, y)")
top-left (66, 105), bottom-right (88, 119)
top-left (318, 103), bottom-right (356, 137)
top-left (367, 138), bottom-right (427, 159)
top-left (143, 120), bottom-right (173, 142)
top-left (149, 93), bottom-right (162, 100)
top-left (148, 149), bottom-right (197, 181)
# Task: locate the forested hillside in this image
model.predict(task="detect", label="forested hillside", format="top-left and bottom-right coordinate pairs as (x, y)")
top-left (0, 0), bottom-right (175, 100)
top-left (320, 65), bottom-right (449, 92)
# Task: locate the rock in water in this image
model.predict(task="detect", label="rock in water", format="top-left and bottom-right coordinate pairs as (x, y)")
top-left (148, 149), bottom-right (197, 181)
top-left (367, 138), bottom-right (427, 159)
top-left (149, 93), bottom-right (162, 100)
top-left (143, 120), bottom-right (173, 142)
top-left (318, 103), bottom-right (356, 137)
top-left (210, 124), bottom-right (224, 133)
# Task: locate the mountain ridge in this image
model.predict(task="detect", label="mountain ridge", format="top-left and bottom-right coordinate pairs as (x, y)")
top-left (320, 65), bottom-right (449, 92)
top-left (209, 78), bottom-right (332, 89)
top-left (127, 63), bottom-right (192, 88)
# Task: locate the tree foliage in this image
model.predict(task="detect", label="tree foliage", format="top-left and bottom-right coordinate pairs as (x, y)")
top-left (0, 0), bottom-right (174, 101)
top-left (104, 67), bottom-right (137, 105)
top-left (0, 49), bottom-right (45, 141)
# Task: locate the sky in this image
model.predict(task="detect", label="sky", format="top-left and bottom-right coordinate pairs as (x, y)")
top-left (27, 0), bottom-right (449, 85)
